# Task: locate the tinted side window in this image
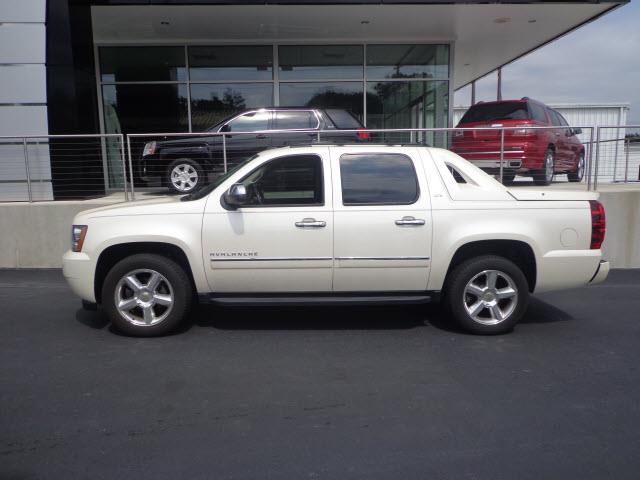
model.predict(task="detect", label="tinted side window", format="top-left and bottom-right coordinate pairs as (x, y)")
top-left (227, 111), bottom-right (270, 132)
top-left (239, 154), bottom-right (323, 206)
top-left (325, 109), bottom-right (363, 129)
top-left (340, 153), bottom-right (419, 205)
top-left (275, 111), bottom-right (317, 130)
top-left (529, 103), bottom-right (548, 123)
top-left (548, 109), bottom-right (562, 126)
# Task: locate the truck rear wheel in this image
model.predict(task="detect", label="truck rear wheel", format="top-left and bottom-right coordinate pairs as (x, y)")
top-left (102, 254), bottom-right (193, 337)
top-left (443, 255), bottom-right (530, 334)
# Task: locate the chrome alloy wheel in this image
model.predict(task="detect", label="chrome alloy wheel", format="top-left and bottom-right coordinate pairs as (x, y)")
top-left (114, 269), bottom-right (174, 326)
top-left (544, 150), bottom-right (554, 184)
top-left (463, 270), bottom-right (518, 325)
top-left (170, 163), bottom-right (198, 192)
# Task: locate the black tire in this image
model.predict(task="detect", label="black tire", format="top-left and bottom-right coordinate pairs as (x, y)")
top-left (166, 158), bottom-right (204, 194)
top-left (499, 171), bottom-right (516, 185)
top-left (568, 151), bottom-right (585, 183)
top-left (102, 254), bottom-right (193, 337)
top-left (533, 148), bottom-right (554, 186)
top-left (443, 255), bottom-right (530, 335)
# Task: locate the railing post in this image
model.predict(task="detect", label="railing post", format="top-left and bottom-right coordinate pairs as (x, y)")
top-left (22, 138), bottom-right (33, 202)
top-left (222, 133), bottom-right (228, 173)
top-left (624, 136), bottom-right (630, 183)
top-left (126, 135), bottom-right (136, 201)
top-left (593, 127), bottom-right (601, 191)
top-left (586, 126), bottom-right (595, 192)
top-left (499, 128), bottom-right (505, 184)
top-left (119, 134), bottom-right (129, 202)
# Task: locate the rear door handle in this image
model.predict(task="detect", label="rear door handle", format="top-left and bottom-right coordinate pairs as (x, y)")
top-left (395, 216), bottom-right (425, 226)
top-left (295, 218), bottom-right (326, 228)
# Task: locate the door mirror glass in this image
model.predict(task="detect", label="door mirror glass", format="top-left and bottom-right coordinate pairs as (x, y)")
top-left (224, 183), bottom-right (248, 208)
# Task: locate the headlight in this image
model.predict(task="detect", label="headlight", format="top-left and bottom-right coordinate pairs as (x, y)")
top-left (142, 141), bottom-right (156, 156)
top-left (71, 225), bottom-right (88, 252)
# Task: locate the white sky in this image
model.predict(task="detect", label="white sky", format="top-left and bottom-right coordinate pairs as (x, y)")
top-left (454, 2), bottom-right (640, 124)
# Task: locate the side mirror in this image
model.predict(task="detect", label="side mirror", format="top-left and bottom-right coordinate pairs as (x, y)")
top-left (223, 183), bottom-right (248, 209)
top-left (572, 127), bottom-right (582, 136)
top-left (220, 124), bottom-right (231, 133)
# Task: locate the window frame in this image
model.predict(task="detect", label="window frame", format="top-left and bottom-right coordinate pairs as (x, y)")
top-left (234, 153), bottom-right (325, 208)
top-left (339, 152), bottom-right (420, 207)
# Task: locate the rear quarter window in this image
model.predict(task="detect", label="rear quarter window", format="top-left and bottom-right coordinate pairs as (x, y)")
top-left (325, 109), bottom-right (363, 129)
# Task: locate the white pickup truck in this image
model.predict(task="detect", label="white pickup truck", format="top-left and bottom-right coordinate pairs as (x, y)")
top-left (63, 145), bottom-right (609, 336)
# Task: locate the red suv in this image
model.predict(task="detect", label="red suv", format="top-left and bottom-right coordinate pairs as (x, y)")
top-left (451, 98), bottom-right (585, 186)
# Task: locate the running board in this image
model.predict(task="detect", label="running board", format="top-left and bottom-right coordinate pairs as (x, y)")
top-left (199, 293), bottom-right (434, 307)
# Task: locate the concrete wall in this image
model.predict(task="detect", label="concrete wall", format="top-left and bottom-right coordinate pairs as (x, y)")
top-left (0, 201), bottom-right (111, 268)
top-left (0, 190), bottom-right (638, 269)
top-left (599, 190), bottom-right (640, 269)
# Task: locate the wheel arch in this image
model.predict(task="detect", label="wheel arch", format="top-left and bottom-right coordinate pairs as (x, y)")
top-left (444, 239), bottom-right (537, 293)
top-left (94, 242), bottom-right (197, 304)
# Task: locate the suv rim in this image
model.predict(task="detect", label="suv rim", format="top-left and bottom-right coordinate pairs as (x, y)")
top-left (463, 269), bottom-right (518, 325)
top-left (171, 163), bottom-right (198, 192)
top-left (545, 151), bottom-right (554, 183)
top-left (114, 269), bottom-right (174, 326)
top-left (577, 154), bottom-right (585, 179)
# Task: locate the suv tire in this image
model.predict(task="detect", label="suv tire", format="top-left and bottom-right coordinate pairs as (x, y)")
top-left (533, 148), bottom-right (554, 186)
top-left (102, 254), bottom-right (193, 337)
top-left (568, 151), bottom-right (585, 183)
top-left (443, 255), bottom-right (530, 335)
top-left (167, 158), bottom-right (203, 194)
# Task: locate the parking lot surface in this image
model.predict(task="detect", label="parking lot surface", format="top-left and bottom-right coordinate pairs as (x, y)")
top-left (1, 269), bottom-right (640, 479)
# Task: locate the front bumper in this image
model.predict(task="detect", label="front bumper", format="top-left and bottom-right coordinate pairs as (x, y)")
top-left (590, 260), bottom-right (610, 285)
top-left (62, 250), bottom-right (96, 302)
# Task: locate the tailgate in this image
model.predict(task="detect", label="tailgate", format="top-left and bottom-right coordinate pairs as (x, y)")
top-left (508, 189), bottom-right (598, 201)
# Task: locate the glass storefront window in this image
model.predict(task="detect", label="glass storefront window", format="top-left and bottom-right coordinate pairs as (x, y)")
top-left (190, 83), bottom-right (273, 131)
top-left (366, 81), bottom-right (449, 145)
top-left (279, 82), bottom-right (363, 121)
top-left (99, 47), bottom-right (186, 82)
top-left (366, 45), bottom-right (449, 80)
top-left (279, 45), bottom-right (363, 80)
top-left (102, 84), bottom-right (189, 134)
top-left (188, 46), bottom-right (273, 81)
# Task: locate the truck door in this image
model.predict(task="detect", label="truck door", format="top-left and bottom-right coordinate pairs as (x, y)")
top-left (330, 147), bottom-right (432, 292)
top-left (202, 148), bottom-right (333, 292)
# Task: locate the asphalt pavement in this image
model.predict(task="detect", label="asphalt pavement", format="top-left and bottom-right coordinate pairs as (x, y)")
top-left (1, 269), bottom-right (639, 479)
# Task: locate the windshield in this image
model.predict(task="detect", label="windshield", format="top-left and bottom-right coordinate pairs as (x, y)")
top-left (460, 102), bottom-right (530, 123)
top-left (181, 154), bottom-right (259, 201)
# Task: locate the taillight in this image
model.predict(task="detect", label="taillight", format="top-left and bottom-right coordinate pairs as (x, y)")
top-left (589, 200), bottom-right (606, 249)
top-left (357, 128), bottom-right (370, 140)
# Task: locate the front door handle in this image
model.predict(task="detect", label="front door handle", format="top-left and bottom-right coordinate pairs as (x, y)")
top-left (295, 218), bottom-right (326, 228)
top-left (395, 216), bottom-right (425, 226)
top-left (256, 134), bottom-right (268, 139)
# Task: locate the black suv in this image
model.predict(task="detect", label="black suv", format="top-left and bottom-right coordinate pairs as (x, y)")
top-left (140, 107), bottom-right (368, 193)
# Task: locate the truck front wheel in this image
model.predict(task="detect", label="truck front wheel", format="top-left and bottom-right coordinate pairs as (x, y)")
top-left (102, 254), bottom-right (193, 337)
top-left (167, 158), bottom-right (203, 194)
top-left (443, 255), bottom-right (530, 334)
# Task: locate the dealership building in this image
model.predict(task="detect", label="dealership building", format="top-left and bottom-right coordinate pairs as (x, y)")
top-left (0, 0), bottom-right (627, 200)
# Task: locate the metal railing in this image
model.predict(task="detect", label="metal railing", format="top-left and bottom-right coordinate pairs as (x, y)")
top-left (0, 134), bottom-right (127, 203)
top-left (592, 125), bottom-right (640, 189)
top-left (2, 126), bottom-right (639, 203)
top-left (126, 125), bottom-right (597, 200)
